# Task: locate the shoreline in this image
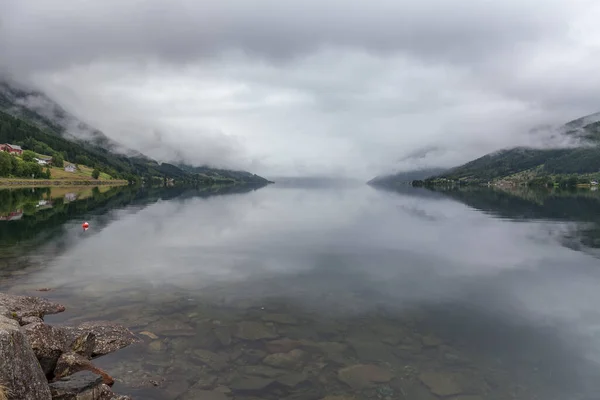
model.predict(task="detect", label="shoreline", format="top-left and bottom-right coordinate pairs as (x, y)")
top-left (0, 179), bottom-right (129, 188)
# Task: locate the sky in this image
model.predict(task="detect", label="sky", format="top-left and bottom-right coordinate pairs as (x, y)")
top-left (1, 0), bottom-right (600, 178)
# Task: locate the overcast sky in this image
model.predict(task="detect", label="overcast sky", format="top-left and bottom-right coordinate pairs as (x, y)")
top-left (1, 0), bottom-right (600, 178)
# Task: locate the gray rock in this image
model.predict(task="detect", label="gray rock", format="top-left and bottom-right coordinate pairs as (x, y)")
top-left (23, 321), bottom-right (69, 377)
top-left (234, 321), bottom-right (278, 340)
top-left (338, 364), bottom-right (393, 390)
top-left (263, 349), bottom-right (306, 369)
top-left (21, 315), bottom-right (44, 326)
top-left (99, 384), bottom-right (133, 400)
top-left (192, 349), bottom-right (229, 371)
top-left (0, 315), bottom-right (52, 400)
top-left (49, 370), bottom-right (103, 399)
top-left (67, 321), bottom-right (141, 357)
top-left (70, 332), bottom-right (96, 359)
top-left (0, 292), bottom-right (65, 322)
top-left (54, 352), bottom-right (115, 386)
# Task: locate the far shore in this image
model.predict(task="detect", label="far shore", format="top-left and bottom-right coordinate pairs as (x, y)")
top-left (0, 178), bottom-right (129, 187)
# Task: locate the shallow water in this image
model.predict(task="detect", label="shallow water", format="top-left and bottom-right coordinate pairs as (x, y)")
top-left (2, 183), bottom-right (600, 399)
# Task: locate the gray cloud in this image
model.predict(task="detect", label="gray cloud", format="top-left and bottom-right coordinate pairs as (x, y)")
top-left (1, 0), bottom-right (599, 177)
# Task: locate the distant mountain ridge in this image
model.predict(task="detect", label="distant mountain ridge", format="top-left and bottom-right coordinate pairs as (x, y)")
top-left (368, 168), bottom-right (446, 186)
top-left (370, 111), bottom-right (600, 186)
top-left (0, 80), bottom-right (270, 184)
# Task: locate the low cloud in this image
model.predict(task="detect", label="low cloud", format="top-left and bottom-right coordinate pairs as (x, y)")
top-left (1, 0), bottom-right (599, 177)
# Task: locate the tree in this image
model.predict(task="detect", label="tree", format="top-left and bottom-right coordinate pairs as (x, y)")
top-left (22, 150), bottom-right (36, 162)
top-left (53, 153), bottom-right (64, 168)
top-left (0, 151), bottom-right (11, 176)
top-left (92, 168), bottom-right (100, 179)
top-left (45, 167), bottom-right (51, 179)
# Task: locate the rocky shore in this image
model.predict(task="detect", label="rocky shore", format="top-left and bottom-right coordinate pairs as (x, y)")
top-left (0, 292), bottom-right (139, 400)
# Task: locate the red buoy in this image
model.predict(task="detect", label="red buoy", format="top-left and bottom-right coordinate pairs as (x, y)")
top-left (82, 222), bottom-right (89, 231)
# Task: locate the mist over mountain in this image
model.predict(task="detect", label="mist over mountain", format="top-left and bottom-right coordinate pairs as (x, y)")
top-left (0, 79), bottom-right (269, 183)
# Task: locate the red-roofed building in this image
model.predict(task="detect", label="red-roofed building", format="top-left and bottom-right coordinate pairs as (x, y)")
top-left (0, 143), bottom-right (23, 155)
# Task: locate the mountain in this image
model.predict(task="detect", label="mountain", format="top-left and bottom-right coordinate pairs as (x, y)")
top-left (373, 111), bottom-right (600, 187)
top-left (0, 80), bottom-right (270, 184)
top-left (367, 168), bottom-right (447, 186)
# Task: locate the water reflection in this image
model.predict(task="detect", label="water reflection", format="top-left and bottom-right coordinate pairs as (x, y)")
top-left (1, 183), bottom-right (600, 399)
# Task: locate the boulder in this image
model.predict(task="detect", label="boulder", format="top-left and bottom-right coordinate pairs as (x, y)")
top-left (23, 322), bottom-right (69, 377)
top-left (49, 370), bottom-right (103, 399)
top-left (69, 332), bottom-right (96, 359)
top-left (21, 316), bottom-right (44, 326)
top-left (67, 321), bottom-right (140, 357)
top-left (54, 352), bottom-right (115, 386)
top-left (0, 292), bottom-right (65, 322)
top-left (337, 364), bottom-right (393, 390)
top-left (0, 315), bottom-right (52, 400)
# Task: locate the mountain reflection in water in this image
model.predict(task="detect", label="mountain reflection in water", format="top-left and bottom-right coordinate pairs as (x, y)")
top-left (2, 182), bottom-right (600, 400)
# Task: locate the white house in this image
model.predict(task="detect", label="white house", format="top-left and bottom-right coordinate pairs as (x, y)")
top-left (64, 164), bottom-right (76, 172)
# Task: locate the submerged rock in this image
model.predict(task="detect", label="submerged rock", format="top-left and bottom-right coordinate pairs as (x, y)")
top-left (54, 352), bottom-right (115, 386)
top-left (188, 371), bottom-right (218, 390)
top-left (418, 371), bottom-right (463, 396)
top-left (49, 370), bottom-right (103, 399)
top-left (68, 321), bottom-right (141, 357)
top-left (179, 389), bottom-right (229, 400)
top-left (0, 315), bottom-right (52, 400)
top-left (0, 292), bottom-right (65, 322)
top-left (275, 372), bottom-right (309, 387)
top-left (238, 365), bottom-right (287, 378)
top-left (241, 348), bottom-right (267, 364)
top-left (192, 349), bottom-right (229, 371)
top-left (260, 313), bottom-right (298, 325)
top-left (263, 349), bottom-right (307, 369)
top-left (234, 321), bottom-right (278, 340)
top-left (139, 331), bottom-right (159, 340)
top-left (421, 335), bottom-right (442, 347)
top-left (265, 338), bottom-right (302, 354)
top-left (23, 322), bottom-right (69, 377)
top-left (213, 326), bottom-right (232, 346)
top-left (337, 364), bottom-right (393, 390)
top-left (229, 376), bottom-right (274, 391)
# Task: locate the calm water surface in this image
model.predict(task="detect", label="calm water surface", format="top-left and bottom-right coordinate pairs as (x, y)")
top-left (2, 182), bottom-right (600, 400)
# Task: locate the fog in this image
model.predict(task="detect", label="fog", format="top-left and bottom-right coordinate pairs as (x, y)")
top-left (1, 0), bottom-right (600, 177)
